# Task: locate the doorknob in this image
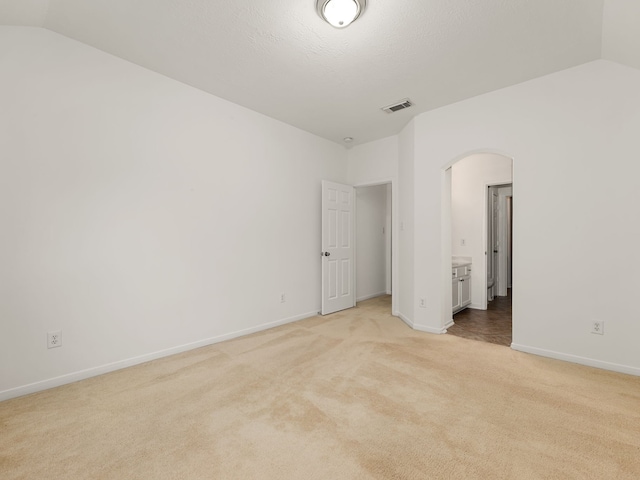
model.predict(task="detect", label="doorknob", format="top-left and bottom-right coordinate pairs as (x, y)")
top-left (322, 252), bottom-right (331, 257)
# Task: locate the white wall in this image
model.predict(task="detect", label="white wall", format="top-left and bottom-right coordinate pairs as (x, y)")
top-left (451, 153), bottom-right (512, 308)
top-left (355, 185), bottom-right (388, 301)
top-left (385, 183), bottom-right (392, 295)
top-left (347, 134), bottom-right (399, 312)
top-left (410, 60), bottom-right (640, 375)
top-left (347, 136), bottom-right (398, 185)
top-left (602, 0), bottom-right (640, 70)
top-left (397, 122), bottom-right (415, 326)
top-left (0, 27), bottom-right (347, 399)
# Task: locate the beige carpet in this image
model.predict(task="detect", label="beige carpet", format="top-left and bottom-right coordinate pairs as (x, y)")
top-left (1, 296), bottom-right (639, 479)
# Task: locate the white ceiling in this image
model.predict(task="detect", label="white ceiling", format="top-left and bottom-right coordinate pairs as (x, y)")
top-left (0, 0), bottom-right (625, 146)
top-left (0, 0), bottom-right (49, 25)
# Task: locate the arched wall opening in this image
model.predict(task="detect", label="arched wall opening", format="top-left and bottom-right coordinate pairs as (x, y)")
top-left (441, 150), bottom-right (514, 340)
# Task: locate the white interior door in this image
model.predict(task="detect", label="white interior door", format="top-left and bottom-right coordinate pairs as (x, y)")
top-left (321, 180), bottom-right (355, 315)
top-left (507, 196), bottom-right (513, 288)
top-left (497, 192), bottom-right (508, 296)
top-left (487, 187), bottom-right (499, 302)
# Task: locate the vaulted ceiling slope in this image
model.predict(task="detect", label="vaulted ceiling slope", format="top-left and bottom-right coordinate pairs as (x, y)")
top-left (3, 0), bottom-right (637, 146)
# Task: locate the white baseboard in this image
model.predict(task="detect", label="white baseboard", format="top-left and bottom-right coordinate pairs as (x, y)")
top-left (397, 312), bottom-right (413, 329)
top-left (356, 291), bottom-right (387, 302)
top-left (0, 310), bottom-right (319, 402)
top-left (398, 312), bottom-right (447, 334)
top-left (444, 319), bottom-right (454, 330)
top-left (511, 343), bottom-right (640, 377)
top-left (413, 323), bottom-right (447, 335)
top-left (468, 303), bottom-right (485, 310)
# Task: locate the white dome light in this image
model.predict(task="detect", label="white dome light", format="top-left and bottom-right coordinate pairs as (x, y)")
top-left (316, 0), bottom-right (366, 28)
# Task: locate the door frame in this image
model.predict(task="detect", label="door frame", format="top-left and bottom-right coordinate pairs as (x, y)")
top-left (484, 182), bottom-right (513, 308)
top-left (353, 178), bottom-right (399, 317)
top-left (496, 186), bottom-right (512, 297)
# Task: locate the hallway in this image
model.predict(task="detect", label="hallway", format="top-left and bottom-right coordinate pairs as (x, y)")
top-left (447, 290), bottom-right (512, 346)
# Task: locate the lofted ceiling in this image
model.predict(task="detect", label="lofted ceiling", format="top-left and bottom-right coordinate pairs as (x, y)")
top-left (0, 0), bottom-right (612, 146)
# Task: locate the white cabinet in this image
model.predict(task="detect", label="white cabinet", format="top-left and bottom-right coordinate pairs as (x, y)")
top-left (452, 263), bottom-right (472, 313)
top-left (452, 278), bottom-right (461, 311)
top-left (459, 276), bottom-right (471, 307)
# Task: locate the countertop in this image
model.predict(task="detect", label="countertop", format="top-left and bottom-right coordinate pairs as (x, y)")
top-left (452, 257), bottom-right (472, 268)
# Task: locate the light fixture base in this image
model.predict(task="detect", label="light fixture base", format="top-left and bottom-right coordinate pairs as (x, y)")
top-left (316, 0), bottom-right (367, 29)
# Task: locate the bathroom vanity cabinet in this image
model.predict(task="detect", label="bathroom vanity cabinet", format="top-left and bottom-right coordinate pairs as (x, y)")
top-left (452, 263), bottom-right (471, 313)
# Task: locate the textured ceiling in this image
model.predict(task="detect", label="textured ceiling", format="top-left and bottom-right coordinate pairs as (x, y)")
top-left (0, 0), bottom-right (49, 25)
top-left (4, 0), bottom-right (607, 146)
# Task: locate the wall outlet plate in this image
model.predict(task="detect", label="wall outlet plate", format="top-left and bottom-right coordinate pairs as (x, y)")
top-left (591, 321), bottom-right (604, 335)
top-left (47, 330), bottom-right (62, 348)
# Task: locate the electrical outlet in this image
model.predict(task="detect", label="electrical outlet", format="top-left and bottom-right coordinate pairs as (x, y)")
top-left (280, 293), bottom-right (286, 303)
top-left (47, 330), bottom-right (62, 348)
top-left (419, 298), bottom-right (426, 308)
top-left (591, 321), bottom-right (604, 335)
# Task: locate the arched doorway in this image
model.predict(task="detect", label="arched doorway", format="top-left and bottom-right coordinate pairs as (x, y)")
top-left (442, 152), bottom-right (514, 346)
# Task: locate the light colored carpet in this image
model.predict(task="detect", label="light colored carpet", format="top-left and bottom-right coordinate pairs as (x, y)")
top-left (1, 296), bottom-right (639, 479)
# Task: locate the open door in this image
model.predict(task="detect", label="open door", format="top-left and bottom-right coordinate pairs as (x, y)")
top-left (487, 186), bottom-right (499, 302)
top-left (321, 180), bottom-right (355, 315)
top-left (487, 184), bottom-right (513, 301)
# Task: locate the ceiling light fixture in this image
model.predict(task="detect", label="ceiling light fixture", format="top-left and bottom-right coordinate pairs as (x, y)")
top-left (316, 0), bottom-right (366, 28)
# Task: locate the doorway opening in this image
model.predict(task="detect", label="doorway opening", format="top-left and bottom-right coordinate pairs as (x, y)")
top-left (355, 183), bottom-right (392, 312)
top-left (487, 184), bottom-right (513, 303)
top-left (444, 153), bottom-right (513, 346)
top-left (321, 179), bottom-right (397, 316)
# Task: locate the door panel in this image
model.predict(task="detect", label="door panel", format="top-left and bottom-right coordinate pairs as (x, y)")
top-left (322, 181), bottom-right (355, 315)
top-left (487, 187), bottom-right (499, 302)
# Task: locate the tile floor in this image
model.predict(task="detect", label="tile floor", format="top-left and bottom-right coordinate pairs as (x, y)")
top-left (447, 289), bottom-right (512, 346)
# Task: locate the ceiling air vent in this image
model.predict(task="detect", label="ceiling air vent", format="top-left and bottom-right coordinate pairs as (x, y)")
top-left (381, 98), bottom-right (413, 114)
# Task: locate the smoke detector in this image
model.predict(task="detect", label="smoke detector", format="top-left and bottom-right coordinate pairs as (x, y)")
top-left (381, 98), bottom-right (413, 114)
